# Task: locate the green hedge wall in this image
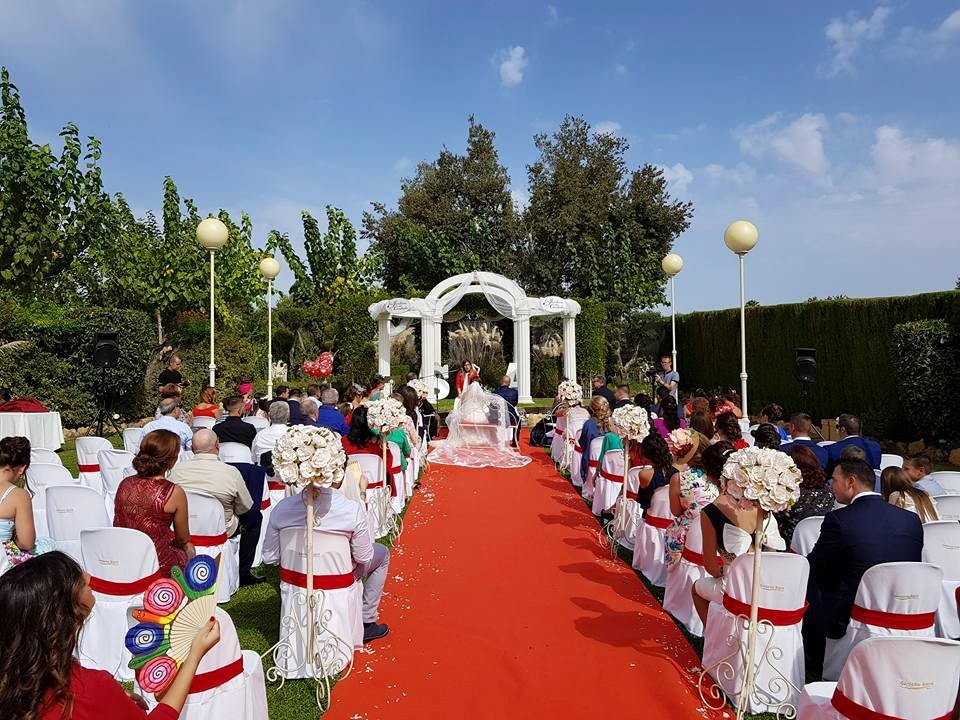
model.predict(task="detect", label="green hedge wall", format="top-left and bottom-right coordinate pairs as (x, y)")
top-left (891, 320), bottom-right (960, 442)
top-left (575, 297), bottom-right (606, 381)
top-left (666, 291), bottom-right (960, 437)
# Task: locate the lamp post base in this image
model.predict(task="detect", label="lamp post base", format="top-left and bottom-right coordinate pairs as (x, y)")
top-left (209, 364), bottom-right (217, 388)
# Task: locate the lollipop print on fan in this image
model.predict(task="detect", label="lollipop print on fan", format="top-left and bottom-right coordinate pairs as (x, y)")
top-left (125, 554), bottom-right (221, 695)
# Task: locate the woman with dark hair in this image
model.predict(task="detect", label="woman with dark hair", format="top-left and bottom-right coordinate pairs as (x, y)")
top-left (714, 412), bottom-right (748, 450)
top-left (689, 410), bottom-right (715, 444)
top-left (664, 441), bottom-right (732, 565)
top-left (341, 406), bottom-right (398, 470)
top-left (455, 360), bottom-right (479, 396)
top-left (774, 445), bottom-right (835, 546)
top-left (113, 430), bottom-right (193, 576)
top-left (652, 395), bottom-right (687, 439)
top-left (0, 436), bottom-right (54, 565)
top-left (751, 423), bottom-right (782, 450)
top-left (758, 403), bottom-right (789, 441)
top-left (635, 432), bottom-right (677, 511)
top-left (881, 467), bottom-right (939, 523)
top-left (633, 392), bottom-right (655, 418)
top-left (365, 375), bottom-right (386, 402)
top-left (0, 551), bottom-right (220, 719)
top-left (190, 386), bottom-right (220, 420)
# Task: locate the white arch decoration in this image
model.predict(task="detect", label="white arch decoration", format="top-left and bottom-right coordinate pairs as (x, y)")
top-left (368, 271), bottom-right (581, 404)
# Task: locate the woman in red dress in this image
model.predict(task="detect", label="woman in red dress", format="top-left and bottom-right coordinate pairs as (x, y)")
top-left (341, 406), bottom-right (398, 470)
top-left (114, 430), bottom-right (193, 576)
top-left (455, 360), bottom-right (479, 396)
top-left (190, 385), bottom-right (220, 420)
top-left (0, 551), bottom-right (220, 719)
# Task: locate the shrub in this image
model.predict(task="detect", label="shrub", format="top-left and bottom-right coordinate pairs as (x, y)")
top-left (575, 297), bottom-right (606, 381)
top-left (891, 319), bottom-right (960, 442)
top-left (532, 356), bottom-right (560, 398)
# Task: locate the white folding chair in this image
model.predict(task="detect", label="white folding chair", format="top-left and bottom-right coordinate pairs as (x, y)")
top-left (592, 448), bottom-right (624, 516)
top-left (739, 418), bottom-right (754, 447)
top-left (138, 607), bottom-right (268, 719)
top-left (933, 494), bottom-right (960, 521)
top-left (564, 415), bottom-right (587, 471)
top-left (45, 485), bottom-right (110, 563)
top-left (663, 511), bottom-right (710, 636)
top-left (74, 436), bottom-right (113, 494)
top-left (817, 440), bottom-right (836, 447)
top-left (631, 484), bottom-right (672, 587)
top-left (192, 416), bottom-right (216, 430)
top-left (550, 415), bottom-right (567, 464)
top-left (77, 528), bottom-right (160, 679)
top-left (275, 527), bottom-right (363, 679)
top-left (879, 453), bottom-right (903, 470)
top-left (798, 636), bottom-right (960, 719)
top-left (581, 436), bottom-right (603, 501)
top-left (789, 516), bottom-right (825, 556)
top-left (570, 430), bottom-right (584, 487)
top-left (822, 562), bottom-right (942, 680)
top-left (351, 454), bottom-right (391, 540)
top-left (30, 448), bottom-right (62, 466)
top-left (122, 427), bottom-right (144, 454)
top-left (387, 441), bottom-right (406, 514)
top-left (614, 465), bottom-right (643, 551)
top-left (928, 471), bottom-right (960, 495)
top-left (219, 442), bottom-right (254, 464)
top-left (242, 416), bottom-right (269, 432)
top-left (98, 448), bottom-right (135, 520)
top-left (185, 491), bottom-right (240, 603)
top-left (25, 463), bottom-right (81, 536)
top-left (702, 552), bottom-right (809, 714)
top-left (921, 520), bottom-right (960, 639)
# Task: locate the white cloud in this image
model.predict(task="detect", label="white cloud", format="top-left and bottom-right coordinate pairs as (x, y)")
top-left (871, 126), bottom-right (960, 185)
top-left (659, 163), bottom-right (694, 195)
top-left (495, 46), bottom-right (528, 87)
top-left (736, 113), bottom-right (831, 180)
top-left (393, 157), bottom-right (412, 175)
top-left (703, 162), bottom-right (756, 186)
top-left (818, 6), bottom-right (891, 77)
top-left (593, 120), bottom-right (622, 136)
top-left (547, 5), bottom-right (559, 25)
top-left (511, 189), bottom-right (530, 211)
top-left (655, 123), bottom-right (707, 142)
top-left (613, 63), bottom-right (628, 76)
top-left (897, 9), bottom-right (960, 58)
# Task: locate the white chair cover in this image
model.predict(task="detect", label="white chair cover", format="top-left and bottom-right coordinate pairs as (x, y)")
top-left (351, 453), bottom-right (392, 540)
top-left (78, 527), bottom-right (160, 679)
top-left (739, 418), bottom-right (754, 447)
top-left (592, 448), bottom-right (624, 516)
top-left (404, 446), bottom-right (419, 498)
top-left (929, 471), bottom-right (960, 495)
top-left (614, 465), bottom-right (643, 551)
top-left (550, 415), bottom-right (567, 464)
top-left (253, 478), bottom-right (272, 568)
top-left (191, 416), bottom-right (217, 430)
top-left (580, 437), bottom-right (604, 501)
top-left (702, 552), bottom-right (809, 714)
top-left (122, 427), bottom-right (144, 454)
top-left (98, 449), bottom-right (135, 520)
top-left (631, 484), bottom-right (672, 587)
top-left (789, 516), bottom-right (825, 556)
top-left (564, 415), bottom-right (587, 471)
top-left (663, 511), bottom-right (709, 636)
top-left (25, 463), bottom-right (80, 536)
top-left (817, 441), bottom-right (836, 447)
top-left (185, 491), bottom-right (240, 603)
top-left (570, 430), bottom-right (584, 487)
top-left (45, 485), bottom-right (110, 563)
top-left (276, 527), bottom-right (363, 679)
top-left (921, 520), bottom-right (960, 639)
top-left (879, 453), bottom-right (903, 470)
top-left (138, 608), bottom-right (268, 719)
top-left (933, 494), bottom-right (960, 521)
top-left (242, 416), bottom-right (269, 431)
top-left (388, 441), bottom-right (406, 514)
top-left (74, 436), bottom-right (113, 494)
top-left (797, 636), bottom-right (960, 719)
top-left (219, 442), bottom-right (254, 464)
top-left (30, 448), bottom-right (62, 465)
top-left (822, 562), bottom-right (942, 680)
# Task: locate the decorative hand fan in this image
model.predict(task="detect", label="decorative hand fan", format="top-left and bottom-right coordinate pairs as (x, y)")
top-left (125, 554), bottom-right (219, 694)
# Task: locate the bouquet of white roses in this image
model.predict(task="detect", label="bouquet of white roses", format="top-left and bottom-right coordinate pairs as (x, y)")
top-left (273, 425), bottom-right (346, 490)
top-left (365, 397), bottom-right (407, 433)
top-left (611, 404), bottom-right (650, 441)
top-left (556, 380), bottom-right (583, 405)
top-left (407, 379), bottom-right (429, 399)
top-left (721, 446), bottom-right (802, 513)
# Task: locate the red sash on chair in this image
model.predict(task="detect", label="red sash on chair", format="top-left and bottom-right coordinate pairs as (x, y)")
top-left (89, 569), bottom-right (162, 595)
top-left (721, 594), bottom-right (808, 625)
top-left (588, 459), bottom-right (600, 468)
top-left (78, 463), bottom-right (100, 473)
top-left (268, 481), bottom-right (286, 491)
top-left (831, 687), bottom-right (953, 720)
top-left (189, 657), bottom-right (244, 694)
top-left (644, 514), bottom-right (673, 530)
top-left (260, 497), bottom-right (271, 510)
top-left (849, 604), bottom-right (936, 630)
top-left (599, 469), bottom-right (624, 484)
top-left (279, 567), bottom-right (355, 590)
top-left (625, 490), bottom-right (638, 501)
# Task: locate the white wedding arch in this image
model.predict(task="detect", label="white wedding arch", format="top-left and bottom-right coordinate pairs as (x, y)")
top-left (368, 271), bottom-right (581, 404)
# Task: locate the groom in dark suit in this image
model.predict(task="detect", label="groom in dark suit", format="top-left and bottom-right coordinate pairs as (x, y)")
top-left (779, 413), bottom-right (828, 469)
top-left (803, 459), bottom-right (923, 676)
top-left (493, 376), bottom-right (520, 444)
top-left (825, 414), bottom-right (882, 474)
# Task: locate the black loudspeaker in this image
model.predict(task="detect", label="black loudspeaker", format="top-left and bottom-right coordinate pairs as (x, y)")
top-left (93, 332), bottom-right (119, 369)
top-left (795, 348), bottom-right (817, 383)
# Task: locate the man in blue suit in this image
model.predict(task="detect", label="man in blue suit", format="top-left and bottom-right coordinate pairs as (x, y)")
top-left (825, 414), bottom-right (882, 474)
top-left (803, 459), bottom-right (923, 676)
top-left (779, 413), bottom-right (829, 469)
top-left (493, 375), bottom-right (520, 431)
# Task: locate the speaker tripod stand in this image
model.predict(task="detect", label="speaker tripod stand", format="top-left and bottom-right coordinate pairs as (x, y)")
top-left (92, 368), bottom-right (123, 438)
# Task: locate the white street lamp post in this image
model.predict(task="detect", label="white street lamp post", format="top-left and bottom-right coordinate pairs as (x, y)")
top-left (661, 253), bottom-right (684, 372)
top-left (723, 221), bottom-right (759, 417)
top-left (258, 256), bottom-right (281, 399)
top-left (196, 218), bottom-right (229, 388)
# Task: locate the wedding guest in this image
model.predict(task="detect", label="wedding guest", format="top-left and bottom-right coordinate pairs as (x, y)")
top-left (114, 430), bottom-right (193, 576)
top-left (315, 387), bottom-right (350, 435)
top-left (635, 432), bottom-right (677, 510)
top-left (287, 388), bottom-right (303, 424)
top-left (341, 406), bottom-right (399, 472)
top-left (840, 445), bottom-right (866, 462)
top-left (634, 392), bottom-right (656, 419)
top-left (751, 423), bottom-right (782, 450)
top-left (710, 392), bottom-right (743, 419)
top-left (155, 384), bottom-right (188, 422)
top-left (591, 375), bottom-right (615, 407)
top-left (236, 380), bottom-right (255, 416)
top-left (655, 355), bottom-right (679, 400)
top-left (804, 459), bottom-right (923, 676)
top-left (653, 386), bottom-right (684, 424)
top-left (386, 393), bottom-right (415, 469)
top-left (272, 385), bottom-right (290, 401)
top-left (298, 397), bottom-right (321, 427)
top-left (191, 385), bottom-right (220, 420)
top-left (664, 441), bottom-right (731, 566)
top-left (337, 402), bottom-right (352, 417)
top-left (140, 398), bottom-right (193, 450)
top-left (780, 414), bottom-right (828, 469)
top-left (881, 466), bottom-right (939, 523)
top-left (366, 375), bottom-right (386, 402)
top-left (579, 397), bottom-right (611, 483)
top-left (612, 384), bottom-right (633, 409)
top-left (758, 403), bottom-right (789, 441)
top-left (398, 386), bottom-right (424, 442)
top-left (714, 412), bottom-right (749, 450)
top-left (683, 390), bottom-right (709, 420)
top-left (689, 410), bottom-right (715, 446)
top-left (263, 483), bottom-right (391, 643)
top-left (407, 380), bottom-right (439, 440)
top-left (653, 395), bottom-right (687, 439)
top-left (0, 437), bottom-right (54, 565)
top-left (0, 551), bottom-right (220, 719)
top-left (252, 400), bottom-right (291, 467)
top-left (825, 414), bottom-right (881, 473)
top-left (212, 395), bottom-right (257, 447)
top-left (775, 446), bottom-right (834, 546)
top-left (904, 455), bottom-right (945, 497)
top-left (493, 376), bottom-right (520, 430)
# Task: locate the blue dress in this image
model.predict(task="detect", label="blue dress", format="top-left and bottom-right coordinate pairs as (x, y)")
top-left (579, 419), bottom-right (602, 481)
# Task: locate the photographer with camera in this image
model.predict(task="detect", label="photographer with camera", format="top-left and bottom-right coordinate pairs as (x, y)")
top-left (654, 355), bottom-right (679, 400)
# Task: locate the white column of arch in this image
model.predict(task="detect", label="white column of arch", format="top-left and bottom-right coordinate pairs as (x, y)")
top-left (561, 315), bottom-right (577, 382)
top-left (377, 316), bottom-right (391, 378)
top-left (420, 315), bottom-right (441, 401)
top-left (514, 312), bottom-right (533, 404)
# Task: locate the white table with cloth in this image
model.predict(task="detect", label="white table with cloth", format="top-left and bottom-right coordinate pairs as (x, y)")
top-left (0, 412), bottom-right (65, 449)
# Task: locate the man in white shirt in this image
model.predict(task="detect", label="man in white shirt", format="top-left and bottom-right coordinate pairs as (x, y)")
top-left (262, 485), bottom-right (391, 643)
top-left (169, 429), bottom-right (263, 585)
top-left (252, 400), bottom-right (291, 466)
top-left (140, 398), bottom-right (193, 450)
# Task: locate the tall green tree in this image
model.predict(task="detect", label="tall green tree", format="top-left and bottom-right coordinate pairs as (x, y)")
top-left (362, 116), bottom-right (519, 294)
top-left (0, 67), bottom-right (114, 294)
top-left (521, 115), bottom-right (693, 309)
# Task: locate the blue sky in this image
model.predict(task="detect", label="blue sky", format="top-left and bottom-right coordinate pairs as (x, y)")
top-left (2, 1), bottom-right (959, 313)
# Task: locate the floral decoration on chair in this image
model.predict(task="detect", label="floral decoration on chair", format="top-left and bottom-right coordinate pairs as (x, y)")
top-left (273, 426), bottom-right (346, 490)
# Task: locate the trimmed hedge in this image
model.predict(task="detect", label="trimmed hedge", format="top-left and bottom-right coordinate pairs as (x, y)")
top-left (891, 319), bottom-right (960, 442)
top-left (665, 291), bottom-right (960, 437)
top-left (575, 297), bottom-right (606, 381)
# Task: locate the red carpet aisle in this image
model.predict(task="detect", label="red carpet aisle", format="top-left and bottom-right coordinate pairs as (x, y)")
top-left (326, 436), bottom-right (724, 720)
